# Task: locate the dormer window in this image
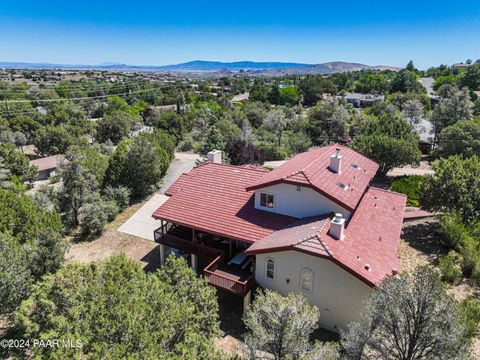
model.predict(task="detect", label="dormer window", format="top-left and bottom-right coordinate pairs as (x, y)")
top-left (260, 192), bottom-right (274, 208)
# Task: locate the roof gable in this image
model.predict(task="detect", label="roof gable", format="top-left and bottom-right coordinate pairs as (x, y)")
top-left (246, 187), bottom-right (407, 286)
top-left (246, 144), bottom-right (379, 210)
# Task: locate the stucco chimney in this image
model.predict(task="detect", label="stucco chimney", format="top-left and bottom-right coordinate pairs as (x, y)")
top-left (329, 147), bottom-right (342, 174)
top-left (329, 213), bottom-right (345, 240)
top-left (207, 150), bottom-right (222, 164)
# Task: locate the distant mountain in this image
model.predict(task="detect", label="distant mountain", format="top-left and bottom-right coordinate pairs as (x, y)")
top-left (0, 60), bottom-right (398, 75)
top-left (156, 60), bottom-right (309, 71)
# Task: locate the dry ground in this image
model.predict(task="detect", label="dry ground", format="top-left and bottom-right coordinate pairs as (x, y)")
top-left (400, 219), bottom-right (480, 357)
top-left (66, 196), bottom-right (160, 271)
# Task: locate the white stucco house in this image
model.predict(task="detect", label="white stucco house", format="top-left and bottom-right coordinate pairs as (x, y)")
top-left (152, 145), bottom-right (406, 332)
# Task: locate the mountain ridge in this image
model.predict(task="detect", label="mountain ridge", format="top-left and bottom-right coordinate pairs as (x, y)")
top-left (0, 60), bottom-right (399, 74)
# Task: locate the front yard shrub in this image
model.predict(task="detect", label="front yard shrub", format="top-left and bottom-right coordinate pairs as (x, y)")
top-left (460, 296), bottom-right (480, 338)
top-left (390, 175), bottom-right (424, 207)
top-left (438, 251), bottom-right (462, 284)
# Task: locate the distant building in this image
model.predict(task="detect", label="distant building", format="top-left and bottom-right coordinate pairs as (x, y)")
top-left (29, 155), bottom-right (65, 180)
top-left (343, 93), bottom-right (385, 108)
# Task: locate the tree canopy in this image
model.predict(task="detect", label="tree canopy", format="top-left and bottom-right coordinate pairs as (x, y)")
top-left (421, 155), bottom-right (480, 223)
top-left (341, 267), bottom-right (470, 360)
top-left (14, 254), bottom-right (224, 359)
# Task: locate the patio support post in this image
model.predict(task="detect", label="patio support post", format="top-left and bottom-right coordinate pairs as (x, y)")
top-left (159, 244), bottom-right (166, 265)
top-left (243, 290), bottom-right (251, 315)
top-left (191, 254), bottom-right (198, 272)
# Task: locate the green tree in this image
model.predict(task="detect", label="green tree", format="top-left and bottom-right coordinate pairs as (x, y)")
top-left (437, 117), bottom-right (480, 158)
top-left (58, 151), bottom-right (98, 228)
top-left (421, 155), bottom-right (480, 222)
top-left (352, 112), bottom-right (421, 176)
top-left (341, 267), bottom-right (470, 360)
top-left (0, 143), bottom-right (36, 182)
top-left (431, 85), bottom-right (474, 144)
top-left (79, 195), bottom-right (119, 238)
top-left (244, 290), bottom-right (317, 360)
top-left (104, 135), bottom-right (170, 199)
top-left (0, 189), bottom-right (66, 278)
top-left (279, 86), bottom-right (300, 106)
top-left (264, 109), bottom-right (292, 147)
top-left (269, 85), bottom-right (281, 105)
top-left (354, 72), bottom-right (389, 94)
top-left (298, 76), bottom-right (338, 106)
top-left (96, 110), bottom-right (140, 144)
top-left (307, 101), bottom-right (349, 145)
top-left (390, 69), bottom-right (425, 93)
top-left (200, 125), bottom-right (227, 155)
top-left (14, 254), bottom-right (222, 359)
top-left (0, 233), bottom-right (32, 316)
top-left (34, 124), bottom-right (89, 156)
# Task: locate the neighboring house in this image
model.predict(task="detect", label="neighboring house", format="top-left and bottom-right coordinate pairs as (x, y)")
top-left (151, 145), bottom-right (406, 332)
top-left (230, 92), bottom-right (250, 103)
top-left (29, 154), bottom-right (64, 180)
top-left (343, 93), bottom-right (385, 108)
top-left (416, 118), bottom-right (435, 154)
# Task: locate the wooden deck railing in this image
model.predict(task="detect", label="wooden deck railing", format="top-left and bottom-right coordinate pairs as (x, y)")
top-left (203, 256), bottom-right (255, 297)
top-left (156, 232), bottom-right (224, 261)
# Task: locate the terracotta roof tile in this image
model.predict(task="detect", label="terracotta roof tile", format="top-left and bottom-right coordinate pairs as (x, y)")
top-left (247, 187), bottom-right (407, 286)
top-left (246, 144), bottom-right (378, 210)
top-left (153, 163), bottom-right (297, 243)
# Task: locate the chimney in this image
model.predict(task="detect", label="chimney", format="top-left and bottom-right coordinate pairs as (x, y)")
top-left (329, 213), bottom-right (345, 240)
top-left (207, 150), bottom-right (222, 164)
top-left (329, 147), bottom-right (342, 174)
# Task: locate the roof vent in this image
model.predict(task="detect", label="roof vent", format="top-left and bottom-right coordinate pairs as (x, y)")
top-left (336, 181), bottom-right (348, 190)
top-left (329, 147), bottom-right (343, 174)
top-left (207, 150), bottom-right (222, 164)
top-left (329, 213), bottom-right (345, 240)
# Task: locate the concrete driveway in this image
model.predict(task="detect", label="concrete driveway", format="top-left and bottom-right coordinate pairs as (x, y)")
top-left (117, 193), bottom-right (169, 241)
top-left (117, 152), bottom-right (200, 241)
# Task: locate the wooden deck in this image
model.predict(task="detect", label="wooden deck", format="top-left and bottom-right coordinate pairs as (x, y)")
top-left (155, 222), bottom-right (256, 297)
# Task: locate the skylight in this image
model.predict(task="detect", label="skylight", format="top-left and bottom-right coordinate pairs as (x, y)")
top-left (351, 163), bottom-right (361, 169)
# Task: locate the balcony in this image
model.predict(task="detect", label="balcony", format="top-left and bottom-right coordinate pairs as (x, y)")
top-left (204, 255), bottom-right (255, 297)
top-left (154, 222), bottom-right (255, 297)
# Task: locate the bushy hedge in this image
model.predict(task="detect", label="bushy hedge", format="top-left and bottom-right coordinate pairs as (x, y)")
top-left (390, 175), bottom-right (424, 207)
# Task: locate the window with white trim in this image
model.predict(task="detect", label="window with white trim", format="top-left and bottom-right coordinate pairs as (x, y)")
top-left (300, 268), bottom-right (313, 292)
top-left (266, 258), bottom-right (275, 279)
top-left (260, 192), bottom-right (275, 208)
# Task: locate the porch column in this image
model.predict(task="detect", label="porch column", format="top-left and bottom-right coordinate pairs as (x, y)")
top-left (159, 244), bottom-right (166, 265)
top-left (191, 254), bottom-right (198, 272)
top-left (243, 290), bottom-right (252, 315)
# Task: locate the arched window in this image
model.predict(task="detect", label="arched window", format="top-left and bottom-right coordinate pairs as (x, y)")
top-left (300, 268), bottom-right (313, 292)
top-left (266, 258), bottom-right (275, 280)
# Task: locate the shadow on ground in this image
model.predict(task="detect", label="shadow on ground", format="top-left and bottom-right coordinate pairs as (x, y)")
top-left (141, 245), bottom-right (161, 272)
top-left (402, 221), bottom-right (448, 262)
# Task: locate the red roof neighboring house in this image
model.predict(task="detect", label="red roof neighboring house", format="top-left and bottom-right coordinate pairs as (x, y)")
top-left (30, 155), bottom-right (65, 172)
top-left (246, 187), bottom-right (407, 286)
top-left (245, 144), bottom-right (379, 211)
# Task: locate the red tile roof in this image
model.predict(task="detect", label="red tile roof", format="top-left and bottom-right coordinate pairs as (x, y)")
top-left (246, 187), bottom-right (407, 286)
top-left (30, 155), bottom-right (65, 172)
top-left (153, 163), bottom-right (298, 243)
top-left (246, 144), bottom-right (378, 211)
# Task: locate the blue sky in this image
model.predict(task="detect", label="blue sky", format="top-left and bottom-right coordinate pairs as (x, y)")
top-left (0, 0), bottom-right (479, 69)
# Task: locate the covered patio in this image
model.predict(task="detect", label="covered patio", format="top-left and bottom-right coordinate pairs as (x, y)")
top-left (154, 221), bottom-right (256, 306)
